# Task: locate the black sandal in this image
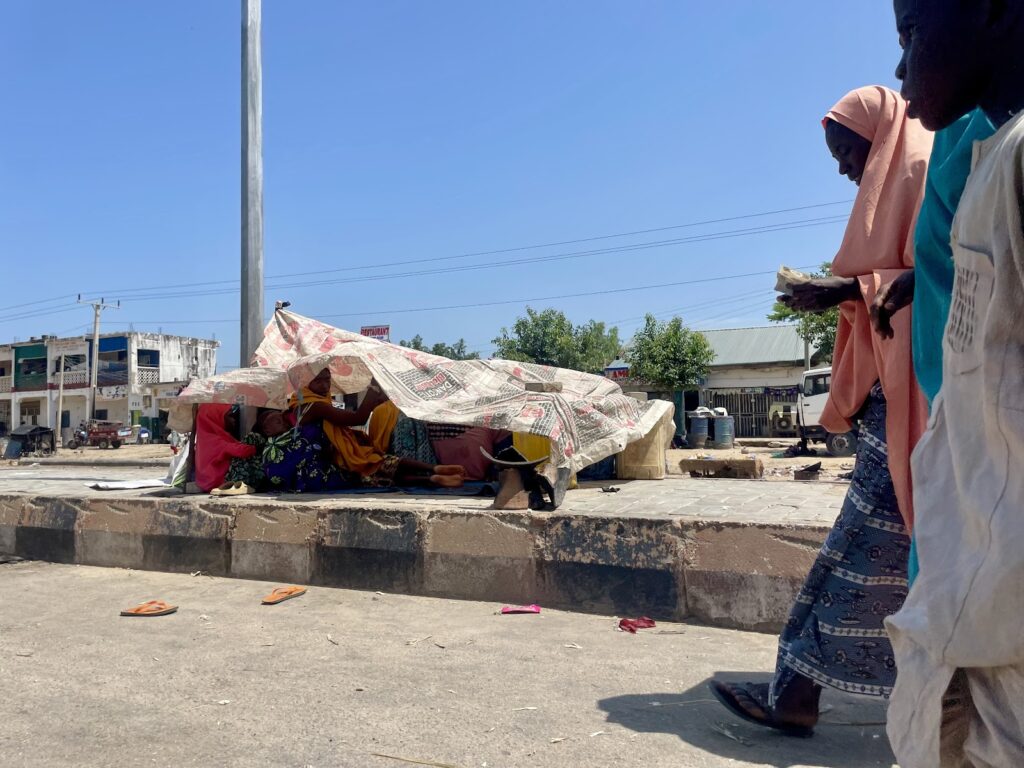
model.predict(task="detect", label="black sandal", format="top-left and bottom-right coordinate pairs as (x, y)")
top-left (708, 680), bottom-right (815, 738)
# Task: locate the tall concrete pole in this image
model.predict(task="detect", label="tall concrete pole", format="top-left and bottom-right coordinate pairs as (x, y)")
top-left (56, 352), bottom-right (65, 448)
top-left (80, 297), bottom-right (119, 420)
top-left (241, 0), bottom-right (264, 367)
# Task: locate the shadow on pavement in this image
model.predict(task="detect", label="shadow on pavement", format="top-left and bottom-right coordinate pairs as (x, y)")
top-left (597, 673), bottom-right (896, 768)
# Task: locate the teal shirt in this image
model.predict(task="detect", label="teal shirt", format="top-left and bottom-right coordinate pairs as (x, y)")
top-left (908, 110), bottom-right (995, 588)
top-left (912, 110), bottom-right (995, 407)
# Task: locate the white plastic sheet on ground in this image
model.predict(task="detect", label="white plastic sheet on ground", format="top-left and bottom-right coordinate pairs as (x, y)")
top-left (171, 310), bottom-right (672, 472)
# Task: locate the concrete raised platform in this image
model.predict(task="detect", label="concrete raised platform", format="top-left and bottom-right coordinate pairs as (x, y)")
top-left (0, 468), bottom-right (844, 632)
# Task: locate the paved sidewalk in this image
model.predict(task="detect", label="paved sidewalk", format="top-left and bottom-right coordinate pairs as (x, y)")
top-left (0, 562), bottom-right (895, 768)
top-left (0, 464), bottom-right (845, 525)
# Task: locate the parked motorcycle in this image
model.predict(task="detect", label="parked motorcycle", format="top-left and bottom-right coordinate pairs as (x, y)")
top-left (65, 424), bottom-right (88, 450)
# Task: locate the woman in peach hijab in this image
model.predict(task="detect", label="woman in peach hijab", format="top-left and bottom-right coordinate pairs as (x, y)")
top-left (710, 85), bottom-right (931, 736)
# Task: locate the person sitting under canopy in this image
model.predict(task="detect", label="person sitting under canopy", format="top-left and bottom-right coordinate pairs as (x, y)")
top-left (291, 368), bottom-right (466, 488)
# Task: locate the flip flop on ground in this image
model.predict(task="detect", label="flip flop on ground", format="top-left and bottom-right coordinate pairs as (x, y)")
top-left (261, 585), bottom-right (307, 605)
top-left (120, 599), bottom-right (178, 617)
top-left (708, 680), bottom-right (815, 738)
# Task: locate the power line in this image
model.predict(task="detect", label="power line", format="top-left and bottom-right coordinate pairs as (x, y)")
top-left (69, 215), bottom-right (847, 305)
top-left (0, 199), bottom-right (852, 315)
top-left (315, 266), bottom-right (816, 320)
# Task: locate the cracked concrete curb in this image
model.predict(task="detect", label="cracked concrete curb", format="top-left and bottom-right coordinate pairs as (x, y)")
top-left (0, 492), bottom-right (828, 632)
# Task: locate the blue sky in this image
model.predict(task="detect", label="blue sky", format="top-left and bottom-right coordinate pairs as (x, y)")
top-left (0, 1), bottom-right (906, 369)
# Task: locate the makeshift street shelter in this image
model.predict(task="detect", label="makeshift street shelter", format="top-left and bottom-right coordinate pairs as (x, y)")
top-left (170, 309), bottom-right (672, 473)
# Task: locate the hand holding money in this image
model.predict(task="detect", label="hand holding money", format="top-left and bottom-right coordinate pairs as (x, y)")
top-left (776, 266), bottom-right (860, 313)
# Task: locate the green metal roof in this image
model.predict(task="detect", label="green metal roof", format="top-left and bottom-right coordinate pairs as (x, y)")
top-left (700, 325), bottom-right (815, 367)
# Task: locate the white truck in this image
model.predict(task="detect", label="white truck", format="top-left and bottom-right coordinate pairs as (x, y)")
top-left (798, 366), bottom-right (858, 457)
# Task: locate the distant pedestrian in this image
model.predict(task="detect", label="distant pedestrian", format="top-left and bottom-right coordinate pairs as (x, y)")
top-left (710, 85), bottom-right (930, 736)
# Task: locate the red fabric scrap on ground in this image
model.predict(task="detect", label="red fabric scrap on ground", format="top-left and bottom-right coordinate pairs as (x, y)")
top-left (618, 617), bottom-right (656, 633)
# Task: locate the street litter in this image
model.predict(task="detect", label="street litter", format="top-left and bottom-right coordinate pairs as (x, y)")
top-left (618, 617), bottom-right (656, 633)
top-left (15, 651), bottom-right (34, 658)
top-left (406, 635), bottom-right (432, 646)
top-left (216, 700), bottom-right (231, 705)
top-left (601, 486), bottom-right (620, 493)
top-left (711, 722), bottom-right (753, 746)
top-left (86, 478), bottom-right (169, 491)
top-left (368, 752), bottom-right (462, 768)
top-left (261, 585), bottom-right (306, 605)
top-left (549, 737), bottom-right (567, 744)
top-left (500, 604), bottom-right (541, 614)
top-left (589, 731), bottom-right (607, 737)
top-left (512, 706), bottom-right (538, 711)
top-left (120, 599), bottom-right (178, 617)
top-left (563, 642), bottom-right (582, 649)
top-left (326, 634), bottom-right (339, 645)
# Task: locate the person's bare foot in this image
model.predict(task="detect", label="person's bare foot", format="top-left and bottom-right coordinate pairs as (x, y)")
top-left (434, 464), bottom-right (467, 477)
top-left (430, 473), bottom-right (465, 488)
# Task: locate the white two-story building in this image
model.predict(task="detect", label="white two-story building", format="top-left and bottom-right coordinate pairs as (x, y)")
top-left (0, 332), bottom-right (218, 436)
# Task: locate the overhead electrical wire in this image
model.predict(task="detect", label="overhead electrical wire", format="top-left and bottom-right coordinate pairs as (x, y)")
top-left (0, 199), bottom-right (851, 317)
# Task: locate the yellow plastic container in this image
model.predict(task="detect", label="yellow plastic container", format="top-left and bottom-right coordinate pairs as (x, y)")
top-left (513, 433), bottom-right (551, 463)
top-left (616, 407), bottom-right (675, 480)
top-left (512, 433), bottom-right (578, 489)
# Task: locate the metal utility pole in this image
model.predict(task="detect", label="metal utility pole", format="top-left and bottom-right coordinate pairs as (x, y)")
top-left (79, 296), bottom-right (120, 420)
top-left (241, 0), bottom-right (264, 367)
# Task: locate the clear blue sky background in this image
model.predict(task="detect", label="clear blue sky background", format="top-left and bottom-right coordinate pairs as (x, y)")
top-left (0, 1), bottom-right (906, 369)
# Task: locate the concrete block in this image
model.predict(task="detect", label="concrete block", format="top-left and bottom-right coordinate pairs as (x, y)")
top-left (231, 506), bottom-right (318, 583)
top-left (232, 540), bottom-right (312, 584)
top-left (75, 500), bottom-right (152, 568)
top-left (15, 497), bottom-right (80, 563)
top-left (0, 523), bottom-right (14, 556)
top-left (77, 530), bottom-right (145, 569)
top-left (678, 522), bottom-right (827, 632)
top-left (0, 496), bottom-right (21, 555)
top-left (538, 516), bottom-right (678, 570)
top-left (320, 508), bottom-right (419, 553)
top-left (147, 501), bottom-right (234, 540)
top-left (233, 506), bottom-right (318, 545)
top-left (684, 570), bottom-right (804, 633)
top-left (535, 560), bottom-right (680, 619)
top-left (142, 534), bottom-right (231, 575)
top-left (422, 553), bottom-right (536, 603)
top-left (424, 512), bottom-right (533, 558)
top-left (314, 546), bottom-right (423, 593)
top-left (679, 457), bottom-right (764, 479)
top-left (680, 522), bottom-right (825, 577)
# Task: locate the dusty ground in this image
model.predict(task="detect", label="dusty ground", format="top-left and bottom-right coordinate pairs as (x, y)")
top-left (668, 443), bottom-right (854, 482)
top-left (1, 442), bottom-right (174, 467)
top-left (0, 561), bottom-right (895, 768)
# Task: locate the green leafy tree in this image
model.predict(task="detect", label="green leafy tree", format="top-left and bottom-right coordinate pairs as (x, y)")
top-left (767, 262), bottom-right (838, 362)
top-left (491, 307), bottom-right (621, 373)
top-left (573, 320), bottom-right (622, 375)
top-left (625, 315), bottom-right (715, 389)
top-left (399, 334), bottom-right (480, 360)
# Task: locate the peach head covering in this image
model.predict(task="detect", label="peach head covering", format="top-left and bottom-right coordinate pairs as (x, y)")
top-left (821, 85), bottom-right (931, 529)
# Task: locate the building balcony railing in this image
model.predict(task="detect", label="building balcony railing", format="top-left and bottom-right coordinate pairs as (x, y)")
top-left (136, 367), bottom-right (160, 386)
top-left (56, 370), bottom-right (88, 387)
top-left (0, 376), bottom-right (10, 394)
